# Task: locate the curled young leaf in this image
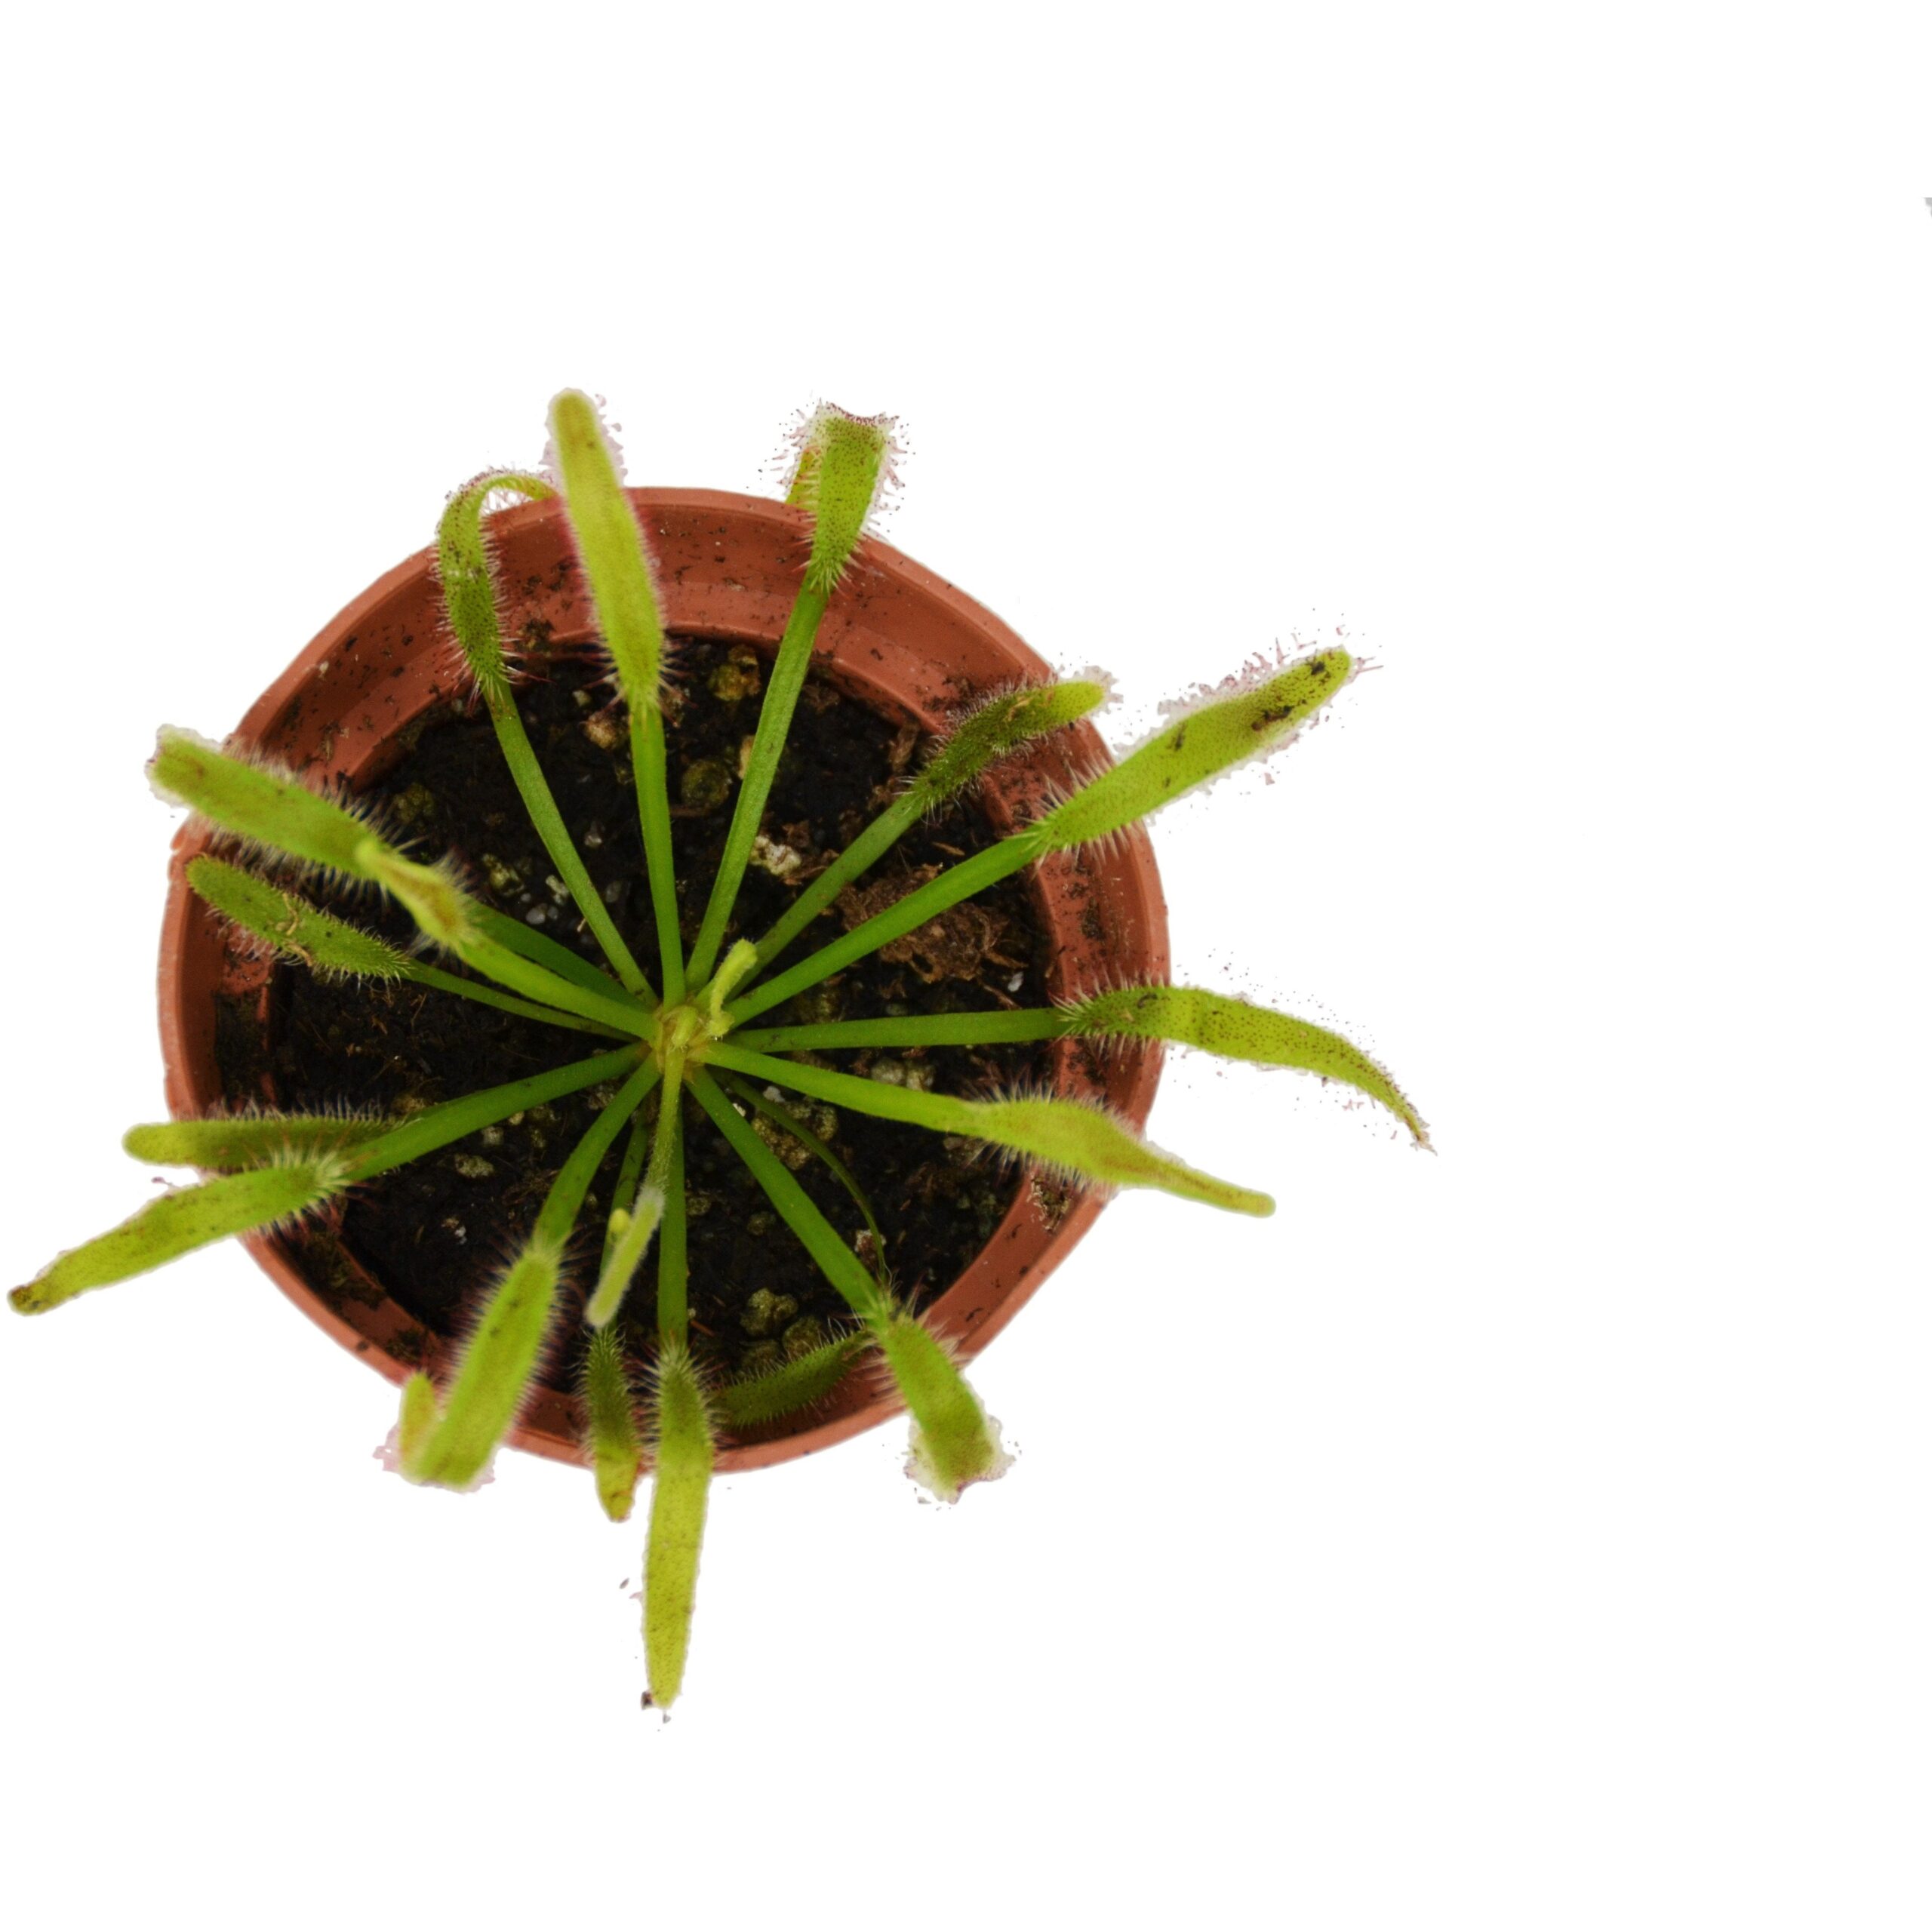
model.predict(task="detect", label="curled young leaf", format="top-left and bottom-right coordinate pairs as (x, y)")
top-left (436, 470), bottom-right (555, 703)
top-left (586, 1182), bottom-right (666, 1331)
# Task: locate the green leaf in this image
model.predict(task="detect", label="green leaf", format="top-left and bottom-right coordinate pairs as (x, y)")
top-left (152, 729), bottom-right (384, 881)
top-left (786, 405), bottom-right (896, 594)
top-left (1068, 985), bottom-right (1430, 1145)
top-left (401, 1241), bottom-right (563, 1490)
top-left (717, 1331), bottom-right (871, 1429)
top-left (545, 388), bottom-right (685, 998)
top-left (746, 677), bottom-right (1109, 973)
top-left (715, 1072), bottom-right (888, 1276)
top-left (687, 1071), bottom-right (890, 1323)
top-left (435, 470), bottom-right (555, 702)
top-left (343, 1045), bottom-right (647, 1183)
top-left (399, 1058), bottom-right (659, 1488)
top-left (11, 1158), bottom-right (346, 1315)
top-left (547, 389), bottom-right (666, 710)
top-left (581, 1327), bottom-right (645, 1523)
top-left (586, 1181), bottom-right (665, 1331)
top-left (124, 1114), bottom-right (397, 1170)
top-left (704, 1043), bottom-right (1273, 1216)
top-left (186, 856), bottom-right (408, 979)
top-left (645, 1346), bottom-right (715, 1709)
top-left (911, 678), bottom-right (1112, 811)
top-left (1033, 648), bottom-right (1352, 854)
top-left (438, 468), bottom-right (649, 995)
top-left (872, 1310), bottom-right (1009, 1503)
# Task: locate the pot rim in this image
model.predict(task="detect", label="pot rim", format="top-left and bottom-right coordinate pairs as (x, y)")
top-left (157, 488), bottom-right (1169, 1475)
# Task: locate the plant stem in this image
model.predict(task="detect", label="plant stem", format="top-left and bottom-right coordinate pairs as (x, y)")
top-left (685, 582), bottom-right (830, 986)
top-left (742, 787), bottom-right (921, 971)
top-left (654, 1082), bottom-right (688, 1343)
top-left (705, 1043), bottom-right (1271, 1214)
top-left (602, 1112), bottom-right (652, 1269)
top-left (343, 1046), bottom-right (647, 1182)
top-left (725, 835), bottom-right (1042, 1026)
top-left (472, 906), bottom-right (653, 1013)
top-left (631, 703), bottom-right (687, 1001)
top-left (687, 1070), bottom-right (890, 1322)
top-left (713, 1070), bottom-right (888, 1272)
top-left (436, 469), bottom-right (651, 997)
top-left (731, 1011), bottom-right (1069, 1053)
top-left (481, 691), bottom-right (653, 996)
top-left (405, 961), bottom-right (631, 1036)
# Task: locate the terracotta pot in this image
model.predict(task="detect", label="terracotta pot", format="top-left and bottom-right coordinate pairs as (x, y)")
top-left (158, 489), bottom-right (1169, 1474)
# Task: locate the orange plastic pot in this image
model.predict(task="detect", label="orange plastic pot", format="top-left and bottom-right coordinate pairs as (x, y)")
top-left (158, 490), bottom-right (1168, 1473)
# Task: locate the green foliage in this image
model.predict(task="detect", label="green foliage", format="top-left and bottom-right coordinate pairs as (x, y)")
top-left (645, 1346), bottom-right (715, 1709)
top-left (124, 1112), bottom-right (397, 1169)
top-left (17, 387), bottom-right (1425, 1712)
top-left (150, 729), bottom-right (384, 881)
top-left (186, 856), bottom-right (408, 980)
top-left (11, 1157), bottom-right (346, 1314)
top-left (436, 471), bottom-right (555, 703)
top-left (581, 1327), bottom-right (645, 1523)
top-left (787, 404), bottom-right (896, 594)
top-left (1066, 984), bottom-right (1430, 1146)
top-left (872, 1311), bottom-right (1010, 1503)
top-left (401, 1240), bottom-right (564, 1490)
top-left (718, 1331), bottom-right (870, 1428)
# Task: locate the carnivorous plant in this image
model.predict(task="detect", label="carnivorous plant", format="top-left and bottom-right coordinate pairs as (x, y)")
top-left (10, 392), bottom-right (1427, 1709)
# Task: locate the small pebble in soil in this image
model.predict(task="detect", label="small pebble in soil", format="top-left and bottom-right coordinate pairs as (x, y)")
top-left (680, 758), bottom-right (733, 811)
top-left (709, 645), bottom-right (762, 703)
top-left (751, 832), bottom-right (802, 878)
top-left (741, 1288), bottom-right (798, 1337)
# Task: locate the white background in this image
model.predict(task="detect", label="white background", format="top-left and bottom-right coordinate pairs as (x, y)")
top-left (2, 6), bottom-right (1927, 1928)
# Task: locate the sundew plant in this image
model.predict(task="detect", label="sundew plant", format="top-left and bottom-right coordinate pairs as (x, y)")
top-left (10, 391), bottom-right (1427, 1709)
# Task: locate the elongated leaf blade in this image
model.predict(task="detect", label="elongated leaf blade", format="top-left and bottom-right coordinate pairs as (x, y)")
top-left (187, 856), bottom-right (408, 980)
top-left (152, 730), bottom-right (386, 879)
top-left (548, 389), bottom-right (666, 709)
top-left (913, 678), bottom-right (1111, 808)
top-left (788, 405), bottom-right (895, 593)
top-left (436, 470), bottom-right (555, 700)
top-left (1035, 648), bottom-right (1352, 853)
top-left (873, 1311), bottom-right (1009, 1503)
top-left (974, 1094), bottom-right (1274, 1215)
top-left (581, 1327), bottom-right (644, 1523)
top-left (703, 1044), bottom-right (1274, 1216)
top-left (717, 1331), bottom-right (871, 1429)
top-left (124, 1115), bottom-right (397, 1170)
top-left (11, 1159), bottom-right (346, 1314)
top-left (403, 1241), bottom-right (561, 1490)
top-left (645, 1348), bottom-right (715, 1709)
top-left (1069, 985), bottom-right (1429, 1146)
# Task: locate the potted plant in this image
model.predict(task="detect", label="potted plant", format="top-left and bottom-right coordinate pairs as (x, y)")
top-left (10, 391), bottom-right (1427, 1710)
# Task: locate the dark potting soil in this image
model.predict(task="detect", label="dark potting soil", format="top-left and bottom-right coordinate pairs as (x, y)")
top-left (220, 637), bottom-right (1053, 1400)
